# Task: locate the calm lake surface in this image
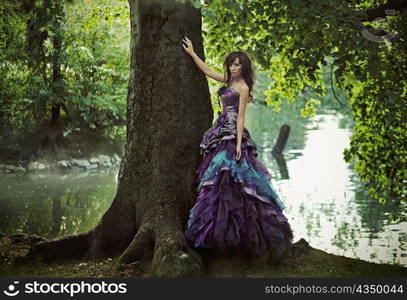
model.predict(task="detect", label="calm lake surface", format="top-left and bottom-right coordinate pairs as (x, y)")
top-left (1, 107), bottom-right (405, 267)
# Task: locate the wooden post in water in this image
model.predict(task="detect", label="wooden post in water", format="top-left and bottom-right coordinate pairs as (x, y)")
top-left (272, 124), bottom-right (290, 155)
top-left (272, 124), bottom-right (290, 179)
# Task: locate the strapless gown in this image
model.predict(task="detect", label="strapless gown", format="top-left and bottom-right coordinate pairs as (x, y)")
top-left (184, 86), bottom-right (293, 257)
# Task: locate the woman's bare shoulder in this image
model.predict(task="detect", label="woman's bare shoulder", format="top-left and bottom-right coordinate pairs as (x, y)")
top-left (234, 83), bottom-right (249, 95)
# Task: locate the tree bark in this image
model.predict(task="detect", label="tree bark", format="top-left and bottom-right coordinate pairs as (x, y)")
top-left (41, 1), bottom-right (65, 151)
top-left (28, 0), bottom-right (212, 277)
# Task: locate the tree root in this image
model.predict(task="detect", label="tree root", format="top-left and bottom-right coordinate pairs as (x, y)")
top-left (26, 231), bottom-right (93, 263)
top-left (114, 223), bottom-right (205, 277)
top-left (115, 224), bottom-right (154, 271)
top-left (24, 221), bottom-right (205, 278)
top-left (149, 226), bottom-right (204, 277)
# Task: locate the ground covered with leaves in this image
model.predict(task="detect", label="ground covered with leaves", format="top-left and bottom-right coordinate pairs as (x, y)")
top-left (1, 234), bottom-right (405, 278)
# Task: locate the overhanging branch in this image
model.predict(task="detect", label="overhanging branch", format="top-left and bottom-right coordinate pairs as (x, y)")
top-left (361, 0), bottom-right (407, 22)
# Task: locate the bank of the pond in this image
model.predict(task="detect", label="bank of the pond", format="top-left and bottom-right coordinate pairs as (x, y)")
top-left (0, 153), bottom-right (122, 174)
top-left (1, 234), bottom-right (405, 278)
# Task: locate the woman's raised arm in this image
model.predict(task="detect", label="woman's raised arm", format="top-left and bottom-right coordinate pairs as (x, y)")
top-left (182, 36), bottom-right (226, 83)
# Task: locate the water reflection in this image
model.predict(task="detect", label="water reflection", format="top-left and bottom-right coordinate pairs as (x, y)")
top-left (272, 153), bottom-right (290, 180)
top-left (0, 170), bottom-right (117, 239)
top-left (245, 107), bottom-right (406, 267)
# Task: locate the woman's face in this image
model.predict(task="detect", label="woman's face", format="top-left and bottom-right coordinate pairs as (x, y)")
top-left (229, 58), bottom-right (242, 79)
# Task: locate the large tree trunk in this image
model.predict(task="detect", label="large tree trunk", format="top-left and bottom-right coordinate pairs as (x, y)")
top-left (28, 0), bottom-right (212, 277)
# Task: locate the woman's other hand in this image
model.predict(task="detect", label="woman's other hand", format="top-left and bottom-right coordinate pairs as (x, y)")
top-left (236, 144), bottom-right (242, 161)
top-left (182, 36), bottom-right (195, 55)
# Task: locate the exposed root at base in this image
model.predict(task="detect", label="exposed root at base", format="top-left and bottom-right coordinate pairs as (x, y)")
top-left (115, 225), bottom-right (153, 272)
top-left (27, 231), bottom-right (93, 263)
top-left (150, 230), bottom-right (204, 277)
top-left (114, 225), bottom-right (205, 277)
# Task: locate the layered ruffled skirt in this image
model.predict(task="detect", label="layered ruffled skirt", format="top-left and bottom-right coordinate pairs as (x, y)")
top-left (184, 113), bottom-right (293, 257)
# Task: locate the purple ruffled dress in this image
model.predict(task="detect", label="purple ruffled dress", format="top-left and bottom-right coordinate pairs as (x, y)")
top-left (184, 86), bottom-right (293, 257)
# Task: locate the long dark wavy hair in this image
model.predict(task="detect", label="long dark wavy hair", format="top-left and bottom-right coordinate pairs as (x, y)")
top-left (217, 51), bottom-right (255, 107)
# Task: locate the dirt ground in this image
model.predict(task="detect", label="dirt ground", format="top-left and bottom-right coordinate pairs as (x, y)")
top-left (1, 234), bottom-right (406, 278)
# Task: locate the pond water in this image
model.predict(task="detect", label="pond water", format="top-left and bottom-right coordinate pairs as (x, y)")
top-left (0, 107), bottom-right (405, 267)
top-left (246, 106), bottom-right (406, 267)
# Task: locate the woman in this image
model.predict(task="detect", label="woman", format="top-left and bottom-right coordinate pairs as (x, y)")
top-left (182, 36), bottom-right (293, 259)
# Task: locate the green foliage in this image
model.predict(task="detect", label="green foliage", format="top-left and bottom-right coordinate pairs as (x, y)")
top-left (0, 0), bottom-right (129, 157)
top-left (300, 98), bottom-right (321, 118)
top-left (200, 0), bottom-right (407, 210)
top-left (63, 0), bottom-right (129, 138)
top-left (0, 1), bottom-right (38, 152)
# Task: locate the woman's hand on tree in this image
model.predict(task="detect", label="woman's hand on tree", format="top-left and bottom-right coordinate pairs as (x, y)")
top-left (182, 36), bottom-right (195, 55)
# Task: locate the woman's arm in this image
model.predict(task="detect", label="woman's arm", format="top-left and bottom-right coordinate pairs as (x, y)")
top-left (236, 86), bottom-right (250, 148)
top-left (182, 36), bottom-right (226, 83)
top-left (190, 52), bottom-right (226, 82)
